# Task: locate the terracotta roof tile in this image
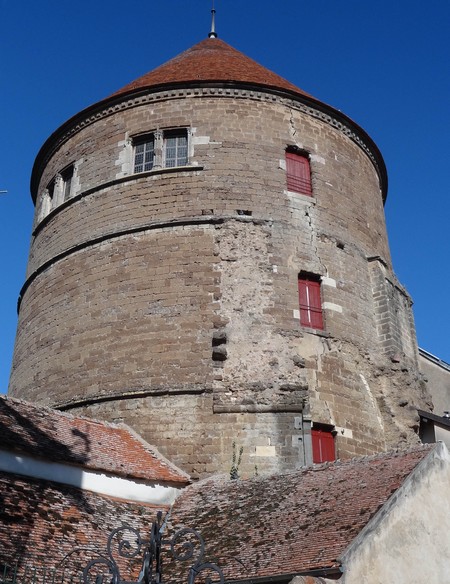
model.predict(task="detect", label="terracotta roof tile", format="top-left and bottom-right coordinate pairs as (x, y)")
top-left (168, 446), bottom-right (434, 579)
top-left (0, 471), bottom-right (162, 571)
top-left (111, 38), bottom-right (315, 100)
top-left (0, 396), bottom-right (190, 484)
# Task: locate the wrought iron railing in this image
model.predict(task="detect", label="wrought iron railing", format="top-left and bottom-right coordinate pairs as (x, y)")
top-left (82, 511), bottom-right (223, 584)
top-left (0, 562), bottom-right (83, 584)
top-left (1, 512), bottom-right (223, 584)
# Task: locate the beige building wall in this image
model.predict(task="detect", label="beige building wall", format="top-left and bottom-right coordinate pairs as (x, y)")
top-left (419, 349), bottom-right (450, 415)
top-left (340, 442), bottom-right (450, 583)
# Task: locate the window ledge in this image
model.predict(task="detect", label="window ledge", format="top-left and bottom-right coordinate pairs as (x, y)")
top-left (284, 190), bottom-right (316, 204)
top-left (131, 165), bottom-right (203, 178)
top-left (302, 328), bottom-right (330, 338)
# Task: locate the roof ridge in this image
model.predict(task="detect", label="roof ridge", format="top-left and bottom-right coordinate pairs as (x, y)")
top-left (175, 445), bottom-right (436, 492)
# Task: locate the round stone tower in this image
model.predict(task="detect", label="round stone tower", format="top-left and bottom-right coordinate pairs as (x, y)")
top-left (9, 36), bottom-right (431, 478)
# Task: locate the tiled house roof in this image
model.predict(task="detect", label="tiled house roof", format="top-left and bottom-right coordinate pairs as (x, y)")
top-left (168, 445), bottom-right (434, 580)
top-left (0, 471), bottom-right (161, 571)
top-left (111, 38), bottom-right (315, 100)
top-left (0, 396), bottom-right (189, 484)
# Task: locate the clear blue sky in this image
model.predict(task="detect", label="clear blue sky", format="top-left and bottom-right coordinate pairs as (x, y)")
top-left (1, 1), bottom-right (449, 393)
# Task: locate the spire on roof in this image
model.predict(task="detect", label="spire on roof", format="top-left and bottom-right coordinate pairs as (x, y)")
top-left (208, 0), bottom-right (218, 38)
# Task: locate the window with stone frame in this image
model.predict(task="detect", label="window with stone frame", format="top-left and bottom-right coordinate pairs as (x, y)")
top-left (61, 165), bottom-right (74, 201)
top-left (286, 150), bottom-right (312, 196)
top-left (298, 272), bottom-right (324, 330)
top-left (134, 135), bottom-right (155, 173)
top-left (163, 130), bottom-right (188, 168)
top-left (46, 178), bottom-right (56, 201)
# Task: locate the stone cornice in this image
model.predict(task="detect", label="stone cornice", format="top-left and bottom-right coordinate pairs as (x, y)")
top-left (30, 82), bottom-right (388, 202)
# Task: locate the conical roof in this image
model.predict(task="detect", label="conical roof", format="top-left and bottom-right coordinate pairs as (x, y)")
top-left (30, 37), bottom-right (388, 201)
top-left (112, 37), bottom-right (315, 99)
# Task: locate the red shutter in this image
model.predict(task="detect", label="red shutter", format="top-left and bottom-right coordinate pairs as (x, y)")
top-left (312, 429), bottom-right (335, 463)
top-left (298, 277), bottom-right (324, 330)
top-left (286, 152), bottom-right (312, 195)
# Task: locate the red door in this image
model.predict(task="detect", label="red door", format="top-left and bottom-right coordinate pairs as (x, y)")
top-left (312, 429), bottom-right (335, 463)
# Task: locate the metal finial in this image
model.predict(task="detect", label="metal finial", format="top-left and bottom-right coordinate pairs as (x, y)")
top-left (208, 1), bottom-right (217, 38)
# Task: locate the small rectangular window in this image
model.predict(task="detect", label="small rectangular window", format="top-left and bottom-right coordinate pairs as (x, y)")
top-left (312, 428), bottom-right (336, 463)
top-left (298, 273), bottom-right (324, 330)
top-left (286, 151), bottom-right (312, 195)
top-left (47, 179), bottom-right (55, 200)
top-left (164, 131), bottom-right (188, 168)
top-left (134, 137), bottom-right (155, 173)
top-left (61, 166), bottom-right (74, 200)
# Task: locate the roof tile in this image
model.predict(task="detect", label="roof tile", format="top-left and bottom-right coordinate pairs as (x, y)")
top-left (0, 471), bottom-right (162, 571)
top-left (0, 396), bottom-right (190, 484)
top-left (167, 446), bottom-right (434, 579)
top-left (112, 38), bottom-right (314, 100)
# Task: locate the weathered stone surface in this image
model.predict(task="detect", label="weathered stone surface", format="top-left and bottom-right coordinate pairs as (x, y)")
top-left (9, 63), bottom-right (431, 477)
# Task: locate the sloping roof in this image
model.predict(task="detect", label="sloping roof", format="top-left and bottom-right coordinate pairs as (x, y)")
top-left (418, 409), bottom-right (450, 428)
top-left (0, 396), bottom-right (189, 484)
top-left (168, 445), bottom-right (434, 580)
top-left (0, 470), bottom-right (161, 571)
top-left (111, 38), bottom-right (314, 100)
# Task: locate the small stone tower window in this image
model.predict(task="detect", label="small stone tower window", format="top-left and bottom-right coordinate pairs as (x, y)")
top-left (47, 178), bottom-right (56, 201)
top-left (134, 136), bottom-right (155, 173)
top-left (61, 165), bottom-right (74, 201)
top-left (286, 150), bottom-right (312, 196)
top-left (298, 272), bottom-right (324, 330)
top-left (164, 130), bottom-right (188, 168)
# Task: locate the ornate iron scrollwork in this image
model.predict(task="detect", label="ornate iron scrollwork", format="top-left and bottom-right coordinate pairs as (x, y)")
top-left (82, 512), bottom-right (224, 584)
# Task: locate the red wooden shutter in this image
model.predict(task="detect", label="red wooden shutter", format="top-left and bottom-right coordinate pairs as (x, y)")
top-left (286, 152), bottom-right (312, 195)
top-left (312, 429), bottom-right (335, 463)
top-left (298, 277), bottom-right (324, 330)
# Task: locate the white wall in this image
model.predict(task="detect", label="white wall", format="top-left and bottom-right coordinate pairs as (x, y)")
top-left (0, 450), bottom-right (181, 504)
top-left (340, 443), bottom-right (450, 583)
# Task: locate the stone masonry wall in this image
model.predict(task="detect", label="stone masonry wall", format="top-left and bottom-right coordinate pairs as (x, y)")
top-left (9, 90), bottom-right (432, 476)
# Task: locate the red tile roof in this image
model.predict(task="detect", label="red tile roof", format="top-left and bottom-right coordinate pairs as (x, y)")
top-left (0, 471), bottom-right (162, 571)
top-left (111, 38), bottom-right (315, 100)
top-left (168, 446), bottom-right (434, 579)
top-left (0, 396), bottom-right (189, 484)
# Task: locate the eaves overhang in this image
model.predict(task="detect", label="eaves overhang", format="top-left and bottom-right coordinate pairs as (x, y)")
top-left (418, 409), bottom-right (450, 428)
top-left (30, 80), bottom-right (388, 204)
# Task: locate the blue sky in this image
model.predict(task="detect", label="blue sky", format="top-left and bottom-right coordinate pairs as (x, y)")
top-left (1, 1), bottom-right (449, 393)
